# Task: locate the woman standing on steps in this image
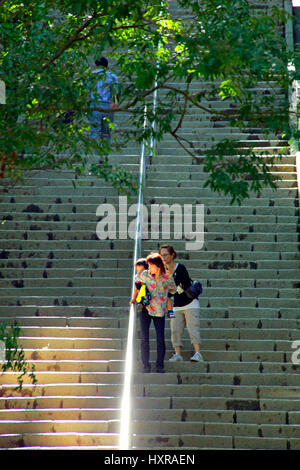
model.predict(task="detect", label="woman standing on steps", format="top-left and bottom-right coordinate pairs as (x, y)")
top-left (131, 252), bottom-right (176, 373)
top-left (159, 244), bottom-right (204, 363)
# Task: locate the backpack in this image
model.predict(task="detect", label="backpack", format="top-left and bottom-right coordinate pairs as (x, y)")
top-left (185, 280), bottom-right (203, 300)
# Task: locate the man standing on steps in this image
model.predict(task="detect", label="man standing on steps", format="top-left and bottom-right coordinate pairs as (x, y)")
top-left (88, 57), bottom-right (118, 147)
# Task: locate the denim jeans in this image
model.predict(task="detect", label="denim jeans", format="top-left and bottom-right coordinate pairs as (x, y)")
top-left (139, 306), bottom-right (166, 370)
top-left (89, 101), bottom-right (113, 143)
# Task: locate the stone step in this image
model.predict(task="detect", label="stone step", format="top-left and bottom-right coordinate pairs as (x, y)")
top-left (156, 147), bottom-right (289, 156)
top-left (0, 419), bottom-right (120, 439)
top-left (17, 337), bottom-right (125, 350)
top-left (7, 165), bottom-right (296, 183)
top-left (24, 360), bottom-right (124, 373)
top-left (1, 251), bottom-right (298, 264)
top-left (1, 240), bottom-right (299, 254)
top-left (0, 306), bottom-right (298, 321)
top-left (145, 188), bottom-right (298, 199)
top-left (10, 335), bottom-right (298, 353)
top-left (2, 212), bottom-right (298, 225)
top-left (0, 279), bottom-right (299, 298)
top-left (20, 348), bottom-right (124, 361)
top-left (1, 296), bottom-right (298, 310)
top-left (2, 354), bottom-right (299, 376)
top-left (15, 326), bottom-right (127, 338)
top-left (0, 303), bottom-right (298, 318)
top-left (132, 432), bottom-right (289, 450)
top-left (155, 139), bottom-right (288, 149)
top-left (2, 204), bottom-right (297, 218)
top-left (0, 269), bottom-right (299, 284)
top-left (0, 407), bottom-right (296, 426)
top-left (135, 372), bottom-right (300, 387)
top-left (0, 395), bottom-right (122, 410)
top-left (134, 408), bottom-right (286, 424)
top-left (16, 348), bottom-right (294, 363)
top-left (146, 170), bottom-right (297, 181)
top-left (10, 360), bottom-right (298, 375)
top-left (0, 276), bottom-right (299, 290)
top-left (0, 383), bottom-right (123, 398)
top-left (1, 371), bottom-right (125, 386)
top-left (4, 324), bottom-right (299, 340)
top-left (1, 227), bottom-right (298, 242)
top-left (150, 350), bottom-right (292, 363)
top-left (1, 186), bottom-right (297, 201)
top-left (0, 408), bottom-right (121, 421)
top-left (134, 395), bottom-right (300, 412)
top-left (2, 315), bottom-right (300, 329)
top-left (132, 433), bottom-right (233, 449)
top-left (146, 179), bottom-right (298, 189)
top-left (3, 320), bottom-right (300, 340)
top-left (10, 153), bottom-right (293, 177)
top-left (1, 394), bottom-right (299, 413)
top-left (2, 370), bottom-right (300, 387)
top-left (133, 420), bottom-right (300, 438)
top-left (8, 322), bottom-right (300, 341)
top-left (0, 432), bottom-right (119, 448)
top-left (0, 277), bottom-right (132, 288)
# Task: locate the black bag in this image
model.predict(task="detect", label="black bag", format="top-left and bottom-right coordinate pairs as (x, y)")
top-left (185, 280), bottom-right (203, 300)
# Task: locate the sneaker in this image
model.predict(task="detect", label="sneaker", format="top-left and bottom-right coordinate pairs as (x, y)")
top-left (168, 353), bottom-right (183, 362)
top-left (143, 365), bottom-right (151, 373)
top-left (156, 367), bottom-right (165, 373)
top-left (190, 352), bottom-right (204, 362)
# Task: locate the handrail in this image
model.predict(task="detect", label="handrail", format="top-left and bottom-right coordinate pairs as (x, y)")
top-left (119, 5), bottom-right (162, 445)
top-left (119, 108), bottom-right (147, 450)
top-left (149, 84), bottom-right (158, 164)
top-left (149, 3), bottom-right (163, 163)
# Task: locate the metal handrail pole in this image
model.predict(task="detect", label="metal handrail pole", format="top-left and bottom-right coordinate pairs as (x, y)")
top-left (149, 1), bottom-right (164, 161)
top-left (119, 108), bottom-right (147, 450)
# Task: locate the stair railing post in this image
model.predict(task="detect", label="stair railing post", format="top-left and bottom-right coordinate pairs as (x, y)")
top-left (119, 107), bottom-right (147, 450)
top-left (119, 2), bottom-right (163, 448)
top-left (149, 1), bottom-right (163, 164)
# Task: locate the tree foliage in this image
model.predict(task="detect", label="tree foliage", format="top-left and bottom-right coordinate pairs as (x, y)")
top-left (0, 322), bottom-right (37, 392)
top-left (0, 0), bottom-right (298, 203)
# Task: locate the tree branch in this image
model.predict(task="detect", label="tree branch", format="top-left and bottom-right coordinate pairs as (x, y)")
top-left (172, 76), bottom-right (191, 135)
top-left (42, 12), bottom-right (99, 71)
top-left (170, 129), bottom-right (202, 163)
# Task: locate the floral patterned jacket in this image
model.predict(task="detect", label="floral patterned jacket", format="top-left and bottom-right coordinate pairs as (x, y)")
top-left (134, 270), bottom-right (176, 318)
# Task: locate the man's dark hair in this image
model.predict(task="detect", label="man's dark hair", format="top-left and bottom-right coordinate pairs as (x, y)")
top-left (95, 57), bottom-right (108, 68)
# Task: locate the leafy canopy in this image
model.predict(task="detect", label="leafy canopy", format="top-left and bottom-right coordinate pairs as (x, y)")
top-left (0, 0), bottom-right (298, 203)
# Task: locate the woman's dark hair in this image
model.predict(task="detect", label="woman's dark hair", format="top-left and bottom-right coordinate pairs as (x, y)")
top-left (95, 57), bottom-right (108, 67)
top-left (135, 258), bottom-right (148, 270)
top-left (146, 252), bottom-right (166, 274)
top-left (159, 244), bottom-right (177, 259)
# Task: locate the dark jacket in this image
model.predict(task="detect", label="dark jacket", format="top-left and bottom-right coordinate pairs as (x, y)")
top-left (172, 263), bottom-right (193, 308)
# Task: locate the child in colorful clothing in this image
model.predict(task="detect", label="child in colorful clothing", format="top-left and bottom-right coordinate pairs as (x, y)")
top-left (131, 258), bottom-right (149, 307)
top-left (131, 253), bottom-right (176, 373)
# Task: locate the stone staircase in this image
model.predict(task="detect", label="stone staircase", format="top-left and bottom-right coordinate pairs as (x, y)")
top-left (1, 92), bottom-right (299, 450)
top-left (130, 78), bottom-right (300, 449)
top-left (1, 0), bottom-right (300, 451)
top-left (0, 145), bottom-right (141, 448)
